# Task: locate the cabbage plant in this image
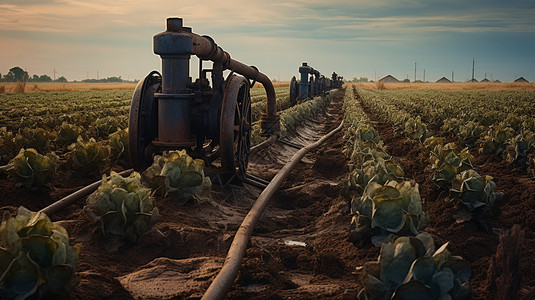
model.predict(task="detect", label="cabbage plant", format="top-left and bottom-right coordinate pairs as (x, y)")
top-left (357, 233), bottom-right (472, 300)
top-left (0, 206), bottom-right (80, 299)
top-left (142, 150), bottom-right (211, 203)
top-left (503, 130), bottom-right (535, 169)
top-left (55, 122), bottom-right (83, 149)
top-left (404, 116), bottom-right (428, 142)
top-left (67, 136), bottom-right (109, 177)
top-left (0, 127), bottom-right (17, 165)
top-left (349, 158), bottom-right (404, 192)
top-left (350, 180), bottom-right (428, 246)
top-left (83, 171), bottom-right (159, 245)
top-left (108, 129), bottom-right (130, 167)
top-left (457, 121), bottom-right (485, 147)
top-left (429, 143), bottom-right (474, 191)
top-left (93, 116), bottom-right (120, 139)
top-left (479, 124), bottom-right (515, 156)
top-left (13, 127), bottom-right (51, 155)
top-left (449, 169), bottom-right (503, 223)
top-left (7, 148), bottom-right (58, 191)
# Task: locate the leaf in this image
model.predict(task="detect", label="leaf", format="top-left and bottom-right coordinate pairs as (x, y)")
top-left (406, 256), bottom-right (435, 284)
top-left (41, 264), bottom-right (75, 294)
top-left (20, 235), bottom-right (57, 268)
top-left (1, 252), bottom-right (40, 298)
top-left (431, 268), bottom-right (455, 296)
top-left (392, 280), bottom-right (434, 300)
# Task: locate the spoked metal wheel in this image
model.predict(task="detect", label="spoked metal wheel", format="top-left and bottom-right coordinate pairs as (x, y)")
top-left (128, 71), bottom-right (161, 171)
top-left (220, 74), bottom-right (251, 180)
top-left (289, 76), bottom-right (297, 106)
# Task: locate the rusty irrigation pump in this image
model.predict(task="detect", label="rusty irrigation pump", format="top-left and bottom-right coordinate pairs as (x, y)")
top-left (289, 62), bottom-right (345, 106)
top-left (129, 17), bottom-right (280, 180)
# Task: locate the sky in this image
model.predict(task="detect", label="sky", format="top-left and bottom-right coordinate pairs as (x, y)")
top-left (1, 0), bottom-right (534, 83)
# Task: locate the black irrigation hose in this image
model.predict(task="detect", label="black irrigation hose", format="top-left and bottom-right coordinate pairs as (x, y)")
top-left (40, 169), bottom-right (134, 216)
top-left (249, 134), bottom-right (277, 154)
top-left (202, 120), bottom-right (344, 300)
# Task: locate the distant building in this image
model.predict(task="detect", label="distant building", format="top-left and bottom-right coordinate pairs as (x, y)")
top-left (494, 80), bottom-right (501, 83)
top-left (514, 77), bottom-right (529, 83)
top-left (481, 78), bottom-right (490, 82)
top-left (378, 75), bottom-right (399, 83)
top-left (467, 78), bottom-right (479, 83)
top-left (436, 77), bottom-right (451, 83)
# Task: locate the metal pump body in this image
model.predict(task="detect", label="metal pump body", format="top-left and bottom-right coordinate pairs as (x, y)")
top-left (129, 17), bottom-right (280, 179)
top-left (289, 62), bottom-right (343, 106)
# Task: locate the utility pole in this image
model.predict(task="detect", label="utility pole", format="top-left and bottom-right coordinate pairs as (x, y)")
top-left (452, 70), bottom-right (454, 82)
top-left (472, 58), bottom-right (475, 81)
top-left (53, 68), bottom-right (57, 81)
top-left (97, 70), bottom-right (99, 80)
top-left (423, 69), bottom-right (425, 82)
top-left (414, 61), bottom-right (417, 82)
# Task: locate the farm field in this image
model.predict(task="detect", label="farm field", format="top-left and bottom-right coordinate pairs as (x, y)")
top-left (1, 85), bottom-right (535, 299)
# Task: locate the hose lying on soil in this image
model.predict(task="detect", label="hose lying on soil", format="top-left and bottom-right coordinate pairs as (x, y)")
top-left (40, 169), bottom-right (134, 216)
top-left (202, 120), bottom-right (344, 300)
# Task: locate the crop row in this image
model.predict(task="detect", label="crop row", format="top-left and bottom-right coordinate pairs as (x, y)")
top-left (251, 89), bottom-right (337, 145)
top-left (358, 89), bottom-right (535, 174)
top-left (357, 87), bottom-right (504, 225)
top-left (342, 86), bottom-right (472, 299)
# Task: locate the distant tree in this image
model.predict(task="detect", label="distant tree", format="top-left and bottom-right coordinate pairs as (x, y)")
top-left (31, 75), bottom-right (40, 82)
top-left (4, 67), bottom-right (28, 82)
top-left (39, 75), bottom-right (52, 82)
top-left (54, 76), bottom-right (68, 83)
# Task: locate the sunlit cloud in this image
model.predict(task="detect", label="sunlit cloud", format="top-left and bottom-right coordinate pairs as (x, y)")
top-left (0, 0), bottom-right (534, 81)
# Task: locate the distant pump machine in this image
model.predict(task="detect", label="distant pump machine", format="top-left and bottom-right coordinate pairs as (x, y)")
top-left (129, 17), bottom-right (280, 180)
top-left (289, 62), bottom-right (344, 106)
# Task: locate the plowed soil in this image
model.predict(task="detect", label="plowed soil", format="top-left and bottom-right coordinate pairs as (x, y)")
top-left (1, 88), bottom-right (534, 299)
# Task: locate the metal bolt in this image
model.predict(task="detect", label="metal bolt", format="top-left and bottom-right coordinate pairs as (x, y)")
top-left (167, 18), bottom-right (183, 32)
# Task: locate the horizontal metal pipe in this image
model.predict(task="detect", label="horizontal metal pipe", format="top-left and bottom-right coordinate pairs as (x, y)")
top-left (40, 169), bottom-right (134, 217)
top-left (189, 33), bottom-right (277, 117)
top-left (202, 120), bottom-right (344, 300)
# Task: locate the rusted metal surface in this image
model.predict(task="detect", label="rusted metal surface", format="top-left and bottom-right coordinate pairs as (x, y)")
top-left (153, 18), bottom-right (278, 135)
top-left (130, 17), bottom-right (280, 179)
top-left (128, 71), bottom-right (161, 171)
top-left (219, 74), bottom-right (251, 179)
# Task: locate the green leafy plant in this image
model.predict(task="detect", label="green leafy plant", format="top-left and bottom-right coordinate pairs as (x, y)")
top-left (67, 136), bottom-right (109, 177)
top-left (503, 130), bottom-right (535, 169)
top-left (479, 124), bottom-right (515, 156)
top-left (428, 143), bottom-right (474, 191)
top-left (0, 127), bottom-right (18, 165)
top-left (357, 233), bottom-right (472, 300)
top-left (55, 122), bottom-right (83, 149)
top-left (108, 128), bottom-right (130, 167)
top-left (457, 121), bottom-right (485, 147)
top-left (142, 150), bottom-right (211, 203)
top-left (7, 148), bottom-right (58, 191)
top-left (348, 158), bottom-right (404, 192)
top-left (404, 116), bottom-right (428, 142)
top-left (440, 118), bottom-right (462, 136)
top-left (83, 171), bottom-right (159, 248)
top-left (0, 206), bottom-right (80, 299)
top-left (350, 180), bottom-right (428, 247)
top-left (421, 136), bottom-right (445, 157)
top-left (348, 141), bottom-right (389, 170)
top-left (13, 127), bottom-right (51, 155)
top-left (93, 116), bottom-right (121, 139)
top-left (449, 169), bottom-right (503, 223)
